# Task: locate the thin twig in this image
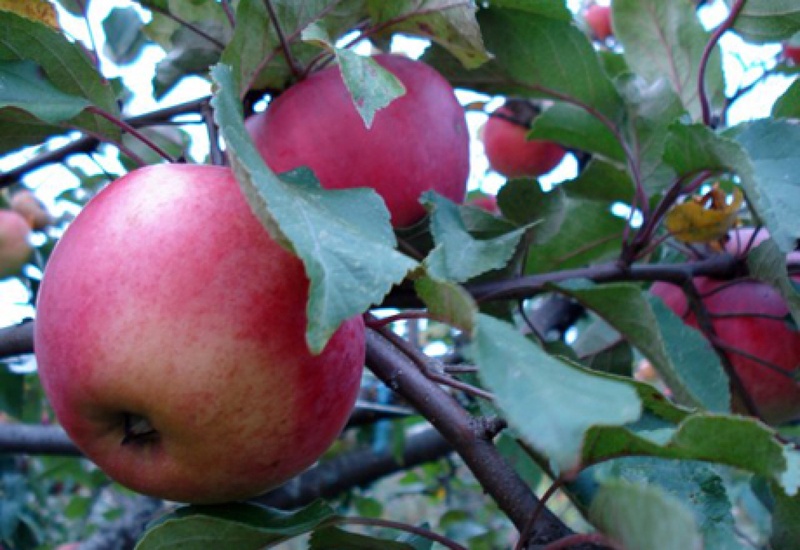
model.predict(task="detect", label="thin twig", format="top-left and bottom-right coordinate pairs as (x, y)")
top-left (697, 0), bottom-right (747, 125)
top-left (264, 0), bottom-right (303, 79)
top-left (515, 477), bottom-right (566, 550)
top-left (338, 517), bottom-right (467, 550)
top-left (146, 5), bottom-right (225, 49)
top-left (86, 107), bottom-right (177, 164)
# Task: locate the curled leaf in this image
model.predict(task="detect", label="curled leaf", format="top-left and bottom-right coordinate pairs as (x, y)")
top-left (665, 186), bottom-right (743, 243)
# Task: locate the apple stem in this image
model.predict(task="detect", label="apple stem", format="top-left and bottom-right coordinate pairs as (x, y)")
top-left (85, 106), bottom-right (179, 164)
top-left (335, 517), bottom-right (468, 550)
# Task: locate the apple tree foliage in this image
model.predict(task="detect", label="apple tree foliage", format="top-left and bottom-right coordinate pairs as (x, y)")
top-left (0, 0), bottom-right (799, 548)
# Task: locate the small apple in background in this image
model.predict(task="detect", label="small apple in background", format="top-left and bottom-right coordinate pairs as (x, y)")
top-left (651, 229), bottom-right (800, 425)
top-left (467, 192), bottom-right (500, 215)
top-left (584, 4), bottom-right (613, 42)
top-left (482, 100), bottom-right (566, 179)
top-left (10, 189), bottom-right (53, 230)
top-left (0, 209), bottom-right (32, 279)
top-left (782, 42), bottom-right (800, 65)
top-left (34, 163), bottom-right (366, 504)
top-left (246, 54), bottom-right (470, 228)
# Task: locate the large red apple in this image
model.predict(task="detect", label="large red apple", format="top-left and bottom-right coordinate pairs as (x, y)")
top-left (482, 105), bottom-right (566, 179)
top-left (34, 163), bottom-right (365, 504)
top-left (651, 230), bottom-right (800, 424)
top-left (0, 209), bottom-right (32, 279)
top-left (584, 5), bottom-right (613, 41)
top-left (246, 54), bottom-right (470, 228)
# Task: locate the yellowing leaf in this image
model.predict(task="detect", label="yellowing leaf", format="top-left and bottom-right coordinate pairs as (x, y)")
top-left (665, 187), bottom-right (744, 243)
top-left (0, 0), bottom-right (58, 29)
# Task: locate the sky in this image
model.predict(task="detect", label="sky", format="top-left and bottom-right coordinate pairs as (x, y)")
top-left (0, 0), bottom-right (794, 327)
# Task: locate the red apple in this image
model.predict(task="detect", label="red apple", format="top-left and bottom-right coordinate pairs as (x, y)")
top-left (482, 106), bottom-right (566, 179)
top-left (585, 4), bottom-right (613, 42)
top-left (783, 42), bottom-right (800, 65)
top-left (467, 193), bottom-right (500, 215)
top-left (651, 231), bottom-right (800, 424)
top-left (34, 163), bottom-right (366, 504)
top-left (246, 54), bottom-right (470, 228)
top-left (10, 189), bottom-right (53, 230)
top-left (0, 209), bottom-right (32, 279)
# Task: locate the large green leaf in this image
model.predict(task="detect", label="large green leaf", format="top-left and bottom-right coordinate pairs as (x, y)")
top-left (586, 458), bottom-right (748, 549)
top-left (211, 63), bottom-right (416, 353)
top-left (102, 7), bottom-right (148, 65)
top-left (590, 481), bottom-right (703, 550)
top-left (309, 526), bottom-right (416, 550)
top-left (0, 10), bottom-right (120, 146)
top-left (0, 61), bottom-right (90, 123)
top-left (136, 501), bottom-right (335, 549)
top-left (474, 314), bottom-right (642, 472)
top-left (727, 119), bottom-right (800, 254)
top-left (613, 0), bottom-right (724, 121)
top-left (476, 4), bottom-right (623, 121)
top-left (497, 178), bottom-right (566, 246)
top-left (726, 0), bottom-right (800, 43)
top-left (365, 0), bottom-right (490, 69)
top-left (528, 102), bottom-right (626, 164)
top-left (558, 281), bottom-right (730, 412)
top-left (747, 238), bottom-right (800, 326)
top-left (770, 481), bottom-right (800, 549)
top-left (772, 78), bottom-right (800, 119)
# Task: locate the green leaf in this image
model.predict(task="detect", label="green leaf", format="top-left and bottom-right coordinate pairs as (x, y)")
top-left (558, 281), bottom-right (730, 412)
top-left (414, 275), bottom-right (477, 333)
top-left (583, 414), bottom-right (800, 496)
top-left (221, 0), bottom-right (367, 96)
top-left (770, 481), bottom-right (800, 549)
top-left (102, 7), bottom-right (148, 65)
top-left (497, 179), bottom-right (566, 245)
top-left (476, 5), bottom-right (623, 121)
top-left (309, 526), bottom-right (416, 550)
top-left (590, 480), bottom-right (703, 550)
top-left (423, 192), bottom-right (528, 283)
top-left (615, 75), bottom-right (686, 195)
top-left (0, 365), bottom-right (24, 418)
top-left (588, 458), bottom-right (748, 549)
top-left (136, 501), bottom-right (336, 549)
top-left (613, 0), bottom-right (724, 121)
top-left (365, 0), bottom-right (490, 69)
top-left (211, 63), bottom-right (416, 353)
top-left (747, 238), bottom-right (800, 326)
top-left (773, 78), bottom-right (800, 119)
top-left (474, 314), bottom-right (642, 472)
top-left (142, 0), bottom-right (230, 98)
top-left (523, 160), bottom-right (632, 273)
top-left (0, 60), bottom-right (90, 123)
top-left (726, 0), bottom-right (800, 43)
top-left (728, 119), bottom-right (800, 254)
top-left (528, 102), bottom-right (626, 163)
top-left (312, 42), bottom-right (405, 129)
top-left (0, 10), bottom-right (120, 145)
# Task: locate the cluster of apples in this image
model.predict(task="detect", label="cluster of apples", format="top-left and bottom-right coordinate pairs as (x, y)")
top-left (34, 54), bottom-right (470, 503)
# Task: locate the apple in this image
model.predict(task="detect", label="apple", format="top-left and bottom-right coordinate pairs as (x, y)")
top-left (34, 163), bottom-right (366, 504)
top-left (783, 42), bottom-right (800, 65)
top-left (584, 4), bottom-right (613, 41)
top-left (651, 229), bottom-right (800, 424)
top-left (10, 189), bottom-right (53, 230)
top-left (246, 54), bottom-right (470, 228)
top-left (0, 209), bottom-right (32, 279)
top-left (467, 192), bottom-right (500, 215)
top-left (482, 104), bottom-right (566, 179)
